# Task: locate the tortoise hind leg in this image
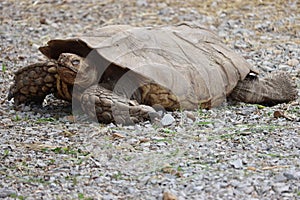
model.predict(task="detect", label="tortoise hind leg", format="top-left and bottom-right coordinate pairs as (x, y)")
top-left (229, 72), bottom-right (298, 106)
top-left (8, 61), bottom-right (58, 105)
top-left (79, 84), bottom-right (159, 124)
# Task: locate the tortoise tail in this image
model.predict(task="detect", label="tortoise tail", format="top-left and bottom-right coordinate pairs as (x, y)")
top-left (229, 72), bottom-right (298, 106)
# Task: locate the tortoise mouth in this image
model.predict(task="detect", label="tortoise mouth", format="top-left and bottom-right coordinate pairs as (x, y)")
top-left (57, 65), bottom-right (77, 85)
top-left (59, 63), bottom-right (79, 73)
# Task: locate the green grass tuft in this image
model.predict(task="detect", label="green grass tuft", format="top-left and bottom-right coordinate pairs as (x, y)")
top-left (161, 128), bottom-right (176, 134)
top-left (197, 121), bottom-right (214, 126)
top-left (2, 63), bottom-right (7, 72)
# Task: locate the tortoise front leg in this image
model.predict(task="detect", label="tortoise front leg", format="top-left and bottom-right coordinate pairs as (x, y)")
top-left (79, 84), bottom-right (159, 124)
top-left (8, 61), bottom-right (58, 105)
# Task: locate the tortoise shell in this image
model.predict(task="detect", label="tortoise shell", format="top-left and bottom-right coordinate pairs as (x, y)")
top-left (39, 23), bottom-right (258, 109)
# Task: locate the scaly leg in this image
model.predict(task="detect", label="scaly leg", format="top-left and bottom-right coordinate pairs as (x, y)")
top-left (79, 84), bottom-right (159, 124)
top-left (8, 62), bottom-right (58, 105)
top-left (229, 72), bottom-right (298, 106)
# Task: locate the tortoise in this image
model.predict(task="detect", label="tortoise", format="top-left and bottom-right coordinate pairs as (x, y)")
top-left (8, 23), bottom-right (298, 124)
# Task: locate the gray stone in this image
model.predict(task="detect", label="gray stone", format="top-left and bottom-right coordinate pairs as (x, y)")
top-left (230, 159), bottom-right (243, 169)
top-left (278, 64), bottom-right (291, 71)
top-left (283, 172), bottom-right (299, 180)
top-left (161, 114), bottom-right (175, 126)
top-left (1, 118), bottom-right (12, 124)
top-left (136, 0), bottom-right (148, 7)
top-left (272, 183), bottom-right (290, 193)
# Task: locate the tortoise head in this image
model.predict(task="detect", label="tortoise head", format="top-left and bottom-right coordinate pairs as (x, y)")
top-left (57, 53), bottom-right (83, 85)
top-left (57, 53), bottom-right (99, 88)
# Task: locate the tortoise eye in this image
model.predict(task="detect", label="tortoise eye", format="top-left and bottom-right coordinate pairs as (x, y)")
top-left (71, 59), bottom-right (80, 66)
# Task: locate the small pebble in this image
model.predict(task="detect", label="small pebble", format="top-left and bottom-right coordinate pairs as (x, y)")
top-left (230, 159), bottom-right (243, 169)
top-left (161, 114), bottom-right (175, 126)
top-left (287, 58), bottom-right (299, 66)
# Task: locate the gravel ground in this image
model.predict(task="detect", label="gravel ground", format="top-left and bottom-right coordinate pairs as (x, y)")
top-left (1, 0), bottom-right (300, 199)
